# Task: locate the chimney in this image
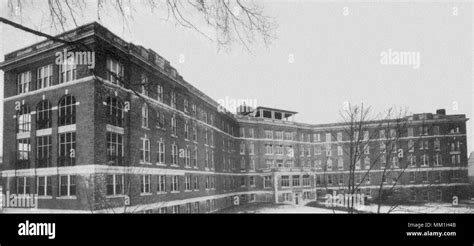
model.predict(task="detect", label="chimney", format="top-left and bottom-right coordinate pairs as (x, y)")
top-left (436, 109), bottom-right (446, 115)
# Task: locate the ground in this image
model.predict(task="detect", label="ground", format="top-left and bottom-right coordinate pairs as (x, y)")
top-left (358, 203), bottom-right (474, 214)
top-left (218, 202), bottom-right (342, 214)
top-left (217, 201), bottom-right (474, 214)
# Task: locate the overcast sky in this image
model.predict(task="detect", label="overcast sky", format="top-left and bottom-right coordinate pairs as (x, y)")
top-left (0, 1), bottom-right (473, 154)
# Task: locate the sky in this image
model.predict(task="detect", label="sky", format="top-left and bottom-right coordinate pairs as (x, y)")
top-left (0, 0), bottom-right (473, 154)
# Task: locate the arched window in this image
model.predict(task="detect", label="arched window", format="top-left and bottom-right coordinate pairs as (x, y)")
top-left (36, 100), bottom-right (52, 130)
top-left (105, 97), bottom-right (124, 127)
top-left (58, 95), bottom-right (76, 126)
top-left (17, 104), bottom-right (31, 133)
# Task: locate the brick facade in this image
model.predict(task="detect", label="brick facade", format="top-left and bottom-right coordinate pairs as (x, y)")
top-left (0, 23), bottom-right (470, 213)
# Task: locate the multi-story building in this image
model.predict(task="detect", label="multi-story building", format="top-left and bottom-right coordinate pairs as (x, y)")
top-left (0, 23), bottom-right (470, 213)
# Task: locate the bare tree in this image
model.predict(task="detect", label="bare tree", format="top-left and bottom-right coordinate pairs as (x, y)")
top-left (331, 104), bottom-right (443, 214)
top-left (3, 0), bottom-right (276, 50)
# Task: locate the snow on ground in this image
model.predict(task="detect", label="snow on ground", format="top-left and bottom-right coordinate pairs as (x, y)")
top-left (218, 202), bottom-right (342, 214)
top-left (357, 203), bottom-right (474, 214)
top-left (218, 201), bottom-right (474, 214)
top-left (255, 204), bottom-right (344, 214)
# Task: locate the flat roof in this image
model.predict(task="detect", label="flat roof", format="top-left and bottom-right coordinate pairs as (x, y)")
top-left (254, 106), bottom-right (298, 115)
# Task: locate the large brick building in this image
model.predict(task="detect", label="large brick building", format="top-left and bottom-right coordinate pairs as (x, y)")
top-left (0, 23), bottom-right (470, 213)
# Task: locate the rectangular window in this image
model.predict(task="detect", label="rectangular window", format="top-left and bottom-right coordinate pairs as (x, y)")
top-left (325, 145), bottom-right (332, 156)
top-left (281, 176), bottom-right (290, 187)
top-left (185, 147), bottom-right (191, 167)
top-left (240, 143), bottom-right (245, 154)
top-left (338, 158), bottom-right (344, 170)
top-left (292, 175), bottom-right (300, 187)
top-left (106, 174), bottom-right (124, 196)
top-left (107, 132), bottom-right (123, 166)
top-left (141, 175), bottom-right (151, 194)
top-left (107, 58), bottom-right (124, 86)
top-left (141, 105), bottom-right (149, 128)
top-left (16, 138), bottom-right (31, 169)
top-left (16, 177), bottom-right (30, 195)
top-left (325, 133), bottom-right (332, 142)
top-left (59, 175), bottom-right (76, 197)
top-left (193, 146), bottom-right (198, 167)
top-left (157, 84), bottom-right (164, 102)
top-left (172, 144), bottom-right (178, 165)
top-left (249, 176), bottom-right (255, 187)
top-left (170, 91), bottom-right (176, 108)
top-left (379, 130), bottom-right (385, 139)
top-left (265, 144), bottom-right (273, 155)
top-left (185, 176), bottom-right (191, 191)
top-left (265, 130), bottom-right (273, 139)
top-left (314, 133), bottom-right (320, 142)
top-left (315, 146), bottom-right (322, 155)
top-left (184, 98), bottom-right (189, 113)
top-left (157, 140), bottom-right (165, 164)
top-left (422, 154), bottom-right (429, 166)
top-left (171, 176), bottom-right (179, 192)
top-left (171, 115), bottom-right (177, 136)
top-left (140, 74), bottom-right (149, 96)
top-left (303, 175), bottom-right (310, 186)
top-left (194, 202), bottom-right (200, 213)
top-left (36, 176), bottom-right (52, 197)
top-left (264, 176), bottom-right (272, 188)
top-left (337, 146), bottom-right (343, 156)
top-left (364, 157), bottom-right (370, 169)
top-left (157, 175), bottom-right (166, 193)
top-left (186, 203), bottom-right (192, 213)
top-left (58, 132), bottom-right (76, 167)
top-left (422, 172), bottom-right (428, 183)
top-left (141, 138), bottom-right (151, 163)
top-left (249, 143), bottom-right (255, 155)
top-left (184, 122), bottom-right (189, 140)
top-left (59, 57), bottom-right (77, 83)
top-left (156, 111), bottom-right (165, 129)
top-left (17, 71), bottom-right (31, 94)
top-left (363, 131), bottom-right (369, 140)
top-left (205, 176), bottom-right (210, 189)
top-left (37, 64), bottom-right (52, 89)
top-left (193, 176), bottom-right (199, 190)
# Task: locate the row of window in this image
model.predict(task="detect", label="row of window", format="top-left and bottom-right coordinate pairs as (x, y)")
top-left (261, 138), bottom-right (460, 158)
top-left (15, 175), bottom-right (76, 197)
top-left (249, 126), bottom-right (463, 142)
top-left (16, 132), bottom-right (76, 168)
top-left (280, 175), bottom-right (311, 188)
top-left (131, 175), bottom-right (260, 195)
top-left (141, 199), bottom-right (223, 214)
top-left (17, 62), bottom-right (76, 95)
top-left (263, 151), bottom-right (461, 171)
top-left (315, 171), bottom-right (462, 186)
